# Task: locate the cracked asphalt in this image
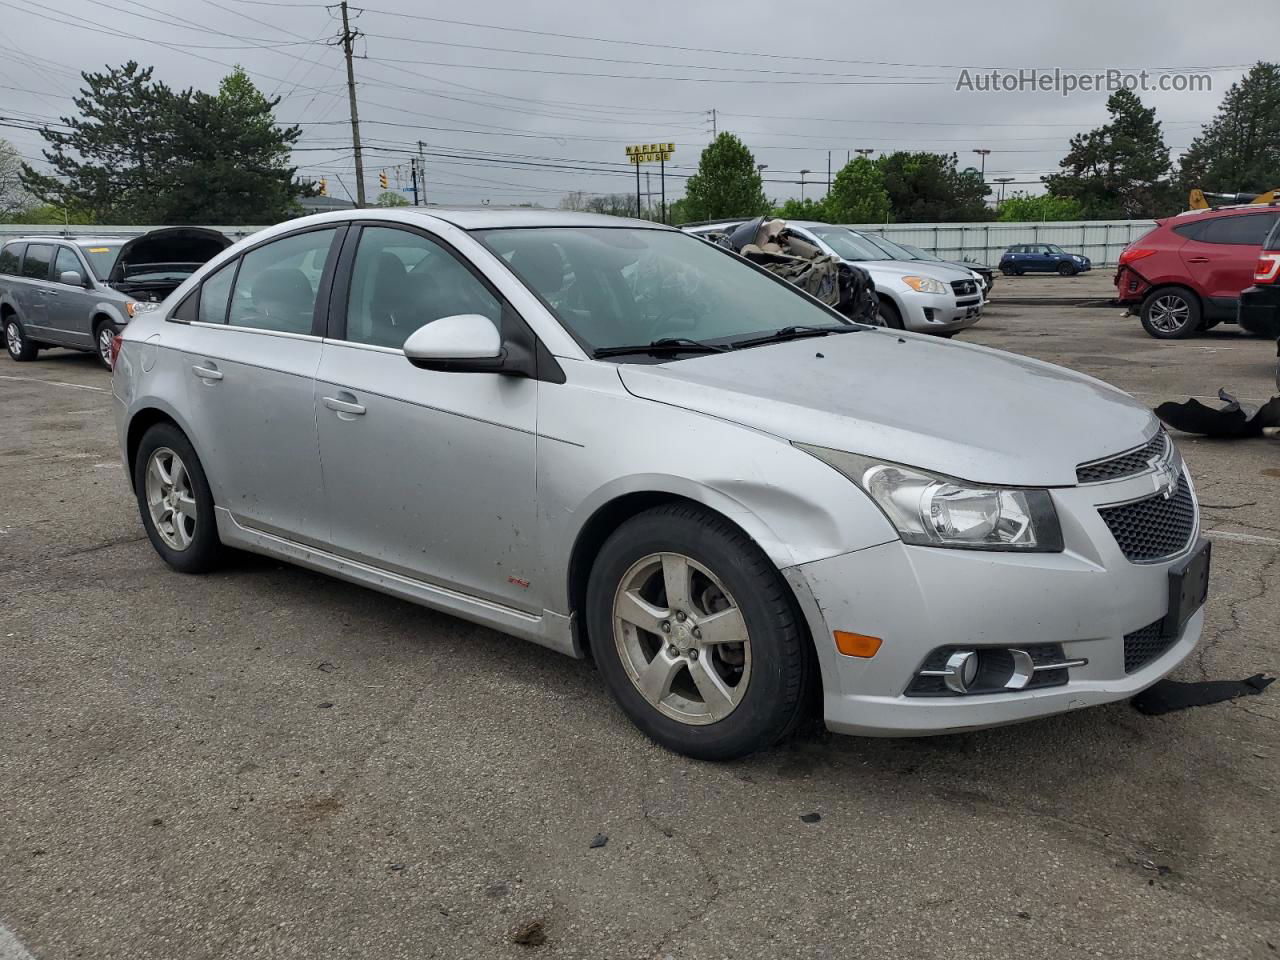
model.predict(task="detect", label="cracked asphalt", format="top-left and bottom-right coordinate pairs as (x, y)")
top-left (1, 303), bottom-right (1278, 960)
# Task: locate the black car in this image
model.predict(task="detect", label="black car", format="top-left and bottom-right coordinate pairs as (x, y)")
top-left (1238, 219), bottom-right (1280, 339)
top-left (896, 242), bottom-right (995, 298)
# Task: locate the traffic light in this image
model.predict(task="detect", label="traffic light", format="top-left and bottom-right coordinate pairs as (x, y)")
top-left (318, 178), bottom-right (328, 197)
top-left (379, 170), bottom-right (388, 190)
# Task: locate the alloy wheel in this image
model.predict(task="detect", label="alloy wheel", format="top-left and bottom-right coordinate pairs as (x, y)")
top-left (98, 327), bottom-right (114, 367)
top-left (612, 552), bottom-right (751, 725)
top-left (6, 321), bottom-right (20, 356)
top-left (1148, 294), bottom-right (1190, 334)
top-left (145, 446), bottom-right (198, 551)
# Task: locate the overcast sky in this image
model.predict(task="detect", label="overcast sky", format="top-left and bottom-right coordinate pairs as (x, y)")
top-left (0, 0), bottom-right (1274, 208)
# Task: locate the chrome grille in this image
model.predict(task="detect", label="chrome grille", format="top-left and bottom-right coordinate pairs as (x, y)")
top-left (1098, 473), bottom-right (1196, 563)
top-left (1123, 618), bottom-right (1177, 673)
top-left (1076, 432), bottom-right (1168, 484)
top-left (950, 279), bottom-right (978, 298)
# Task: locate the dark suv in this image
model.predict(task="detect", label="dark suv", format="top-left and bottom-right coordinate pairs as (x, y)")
top-left (1115, 205), bottom-right (1280, 339)
top-left (1238, 218), bottom-right (1280, 340)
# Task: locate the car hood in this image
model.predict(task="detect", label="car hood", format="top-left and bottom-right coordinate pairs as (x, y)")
top-left (107, 227), bottom-right (231, 283)
top-left (616, 331), bottom-right (1157, 487)
top-left (843, 259), bottom-right (977, 283)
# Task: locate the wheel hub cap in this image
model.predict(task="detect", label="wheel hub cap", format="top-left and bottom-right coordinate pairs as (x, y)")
top-left (144, 446), bottom-right (196, 552)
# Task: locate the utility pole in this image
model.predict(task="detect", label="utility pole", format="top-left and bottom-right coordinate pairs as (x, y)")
top-left (410, 157), bottom-right (419, 205)
top-left (418, 140), bottom-right (426, 205)
top-left (827, 151), bottom-right (831, 194)
top-left (709, 108), bottom-right (717, 137)
top-left (338, 1), bottom-right (365, 206)
top-left (645, 169), bottom-right (651, 218)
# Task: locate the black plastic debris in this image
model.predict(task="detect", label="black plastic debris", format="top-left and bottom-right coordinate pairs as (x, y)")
top-left (1156, 388), bottom-right (1280, 439)
top-left (388, 863), bottom-right (405, 872)
top-left (317, 701), bottom-right (334, 709)
top-left (1132, 674), bottom-right (1273, 715)
top-left (799, 812), bottom-right (822, 824)
top-left (588, 833), bottom-right (608, 849)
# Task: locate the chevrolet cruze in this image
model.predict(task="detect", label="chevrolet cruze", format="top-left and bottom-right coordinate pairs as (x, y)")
top-left (113, 209), bottom-right (1209, 760)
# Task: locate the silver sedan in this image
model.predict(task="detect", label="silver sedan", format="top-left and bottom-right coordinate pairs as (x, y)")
top-left (113, 209), bottom-right (1207, 760)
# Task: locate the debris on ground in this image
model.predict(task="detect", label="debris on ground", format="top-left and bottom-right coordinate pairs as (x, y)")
top-left (1156, 388), bottom-right (1280, 438)
top-left (799, 812), bottom-right (822, 824)
top-left (511, 918), bottom-right (547, 947)
top-left (1132, 675), bottom-right (1274, 715)
top-left (588, 833), bottom-right (608, 849)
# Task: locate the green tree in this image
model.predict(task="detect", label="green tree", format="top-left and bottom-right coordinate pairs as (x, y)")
top-left (876, 152), bottom-right (991, 222)
top-left (772, 197), bottom-right (829, 221)
top-left (997, 192), bottom-right (1085, 222)
top-left (825, 156), bottom-right (891, 223)
top-left (375, 190), bottom-right (410, 207)
top-left (3, 202), bottom-right (96, 225)
top-left (21, 63), bottom-right (312, 224)
top-left (1044, 89), bottom-right (1176, 218)
top-left (681, 133), bottom-right (769, 221)
top-left (1179, 62), bottom-right (1280, 193)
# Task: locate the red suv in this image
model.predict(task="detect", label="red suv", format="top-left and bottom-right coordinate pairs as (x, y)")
top-left (1115, 205), bottom-right (1280, 338)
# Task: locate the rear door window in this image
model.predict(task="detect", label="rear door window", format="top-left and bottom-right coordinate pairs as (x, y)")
top-left (21, 244), bottom-right (53, 280)
top-left (227, 229), bottom-right (338, 335)
top-left (1198, 213), bottom-right (1279, 246)
top-left (0, 243), bottom-right (21, 275)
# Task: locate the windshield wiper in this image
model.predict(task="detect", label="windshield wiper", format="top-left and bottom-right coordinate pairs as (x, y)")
top-left (593, 337), bottom-right (729, 359)
top-left (729, 325), bottom-right (858, 350)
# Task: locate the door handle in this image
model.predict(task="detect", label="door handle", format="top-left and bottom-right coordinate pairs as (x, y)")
top-left (322, 394), bottom-right (366, 416)
top-left (191, 363), bottom-right (223, 381)
top-left (1186, 257), bottom-right (1210, 264)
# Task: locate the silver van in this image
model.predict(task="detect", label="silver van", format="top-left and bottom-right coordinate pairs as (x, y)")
top-left (1, 228), bottom-right (229, 368)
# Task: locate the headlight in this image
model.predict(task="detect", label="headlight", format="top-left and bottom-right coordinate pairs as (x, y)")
top-left (797, 444), bottom-right (1064, 552)
top-left (126, 301), bottom-right (158, 318)
top-left (901, 275), bottom-right (947, 295)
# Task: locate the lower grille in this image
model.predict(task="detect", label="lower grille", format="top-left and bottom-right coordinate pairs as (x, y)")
top-left (1098, 473), bottom-right (1196, 563)
top-left (1123, 618), bottom-right (1177, 673)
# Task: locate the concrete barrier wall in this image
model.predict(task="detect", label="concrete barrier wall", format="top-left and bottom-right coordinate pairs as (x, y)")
top-left (844, 220), bottom-right (1156, 267)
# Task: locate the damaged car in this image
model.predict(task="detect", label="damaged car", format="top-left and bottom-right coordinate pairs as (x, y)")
top-left (115, 208), bottom-right (1210, 760)
top-left (2, 227), bottom-right (230, 368)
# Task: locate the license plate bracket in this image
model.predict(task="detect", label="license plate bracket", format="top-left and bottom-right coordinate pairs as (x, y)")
top-left (1162, 539), bottom-right (1211, 638)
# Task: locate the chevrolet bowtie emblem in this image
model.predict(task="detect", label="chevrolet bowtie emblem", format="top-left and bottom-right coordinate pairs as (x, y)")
top-left (1151, 458), bottom-right (1178, 499)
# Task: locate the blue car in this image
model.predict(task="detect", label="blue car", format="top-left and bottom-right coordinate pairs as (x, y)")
top-left (999, 243), bottom-right (1092, 276)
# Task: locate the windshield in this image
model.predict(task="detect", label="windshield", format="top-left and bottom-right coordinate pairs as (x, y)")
top-left (78, 243), bottom-right (123, 280)
top-left (475, 227), bottom-right (847, 354)
top-left (802, 225), bottom-right (887, 261)
top-left (860, 233), bottom-right (919, 261)
top-left (1046, 244), bottom-right (1066, 254)
top-left (900, 243), bottom-right (941, 261)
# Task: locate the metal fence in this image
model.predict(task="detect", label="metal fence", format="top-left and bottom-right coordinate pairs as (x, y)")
top-left (1, 218), bottom-right (1158, 267)
top-left (843, 220), bottom-right (1156, 268)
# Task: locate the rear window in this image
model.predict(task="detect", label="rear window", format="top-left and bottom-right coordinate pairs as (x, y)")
top-left (1199, 213), bottom-right (1278, 246)
top-left (0, 243), bottom-right (20, 276)
top-left (20, 244), bottom-right (53, 280)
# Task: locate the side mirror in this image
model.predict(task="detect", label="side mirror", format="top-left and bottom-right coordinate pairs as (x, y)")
top-left (60, 270), bottom-right (87, 287)
top-left (403, 314), bottom-right (503, 372)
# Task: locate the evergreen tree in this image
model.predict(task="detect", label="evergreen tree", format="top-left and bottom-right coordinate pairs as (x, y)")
top-left (1179, 62), bottom-right (1280, 193)
top-left (1044, 89), bottom-right (1176, 218)
top-left (877, 152), bottom-right (990, 222)
top-left (681, 133), bottom-right (769, 221)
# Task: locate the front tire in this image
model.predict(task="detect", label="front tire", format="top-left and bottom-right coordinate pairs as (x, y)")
top-left (586, 504), bottom-right (814, 761)
top-left (133, 422), bottom-right (222, 573)
top-left (1058, 262), bottom-right (1077, 276)
top-left (1140, 286), bottom-right (1201, 339)
top-left (874, 297), bottom-right (905, 330)
top-left (5, 316), bottom-right (39, 361)
top-left (93, 319), bottom-right (119, 370)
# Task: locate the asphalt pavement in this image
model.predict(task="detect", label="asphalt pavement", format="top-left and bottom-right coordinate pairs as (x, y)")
top-left (1, 305), bottom-right (1277, 959)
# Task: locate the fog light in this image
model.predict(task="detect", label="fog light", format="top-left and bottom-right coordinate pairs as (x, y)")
top-left (943, 650), bottom-right (979, 693)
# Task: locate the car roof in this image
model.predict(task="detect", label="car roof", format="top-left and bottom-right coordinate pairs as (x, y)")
top-left (2, 235), bottom-right (126, 245)
top-left (391, 206), bottom-right (669, 231)
top-left (1170, 203), bottom-right (1280, 220)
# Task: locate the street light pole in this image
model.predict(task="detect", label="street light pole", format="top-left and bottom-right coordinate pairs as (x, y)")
top-left (994, 177), bottom-right (1014, 205)
top-left (799, 169), bottom-right (811, 201)
top-left (973, 148), bottom-right (991, 182)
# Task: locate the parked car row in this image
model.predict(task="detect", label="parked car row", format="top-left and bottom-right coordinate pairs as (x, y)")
top-left (683, 220), bottom-right (987, 337)
top-left (103, 207), bottom-right (1207, 760)
top-left (1, 228), bottom-right (230, 367)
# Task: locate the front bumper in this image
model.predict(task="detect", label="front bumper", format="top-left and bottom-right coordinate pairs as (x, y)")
top-left (897, 288), bottom-right (983, 334)
top-left (783, 467), bottom-right (1202, 737)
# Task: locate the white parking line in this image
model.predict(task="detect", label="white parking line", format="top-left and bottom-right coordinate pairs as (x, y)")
top-left (0, 374), bottom-right (107, 393)
top-left (0, 924), bottom-right (35, 960)
top-left (1206, 529), bottom-right (1280, 547)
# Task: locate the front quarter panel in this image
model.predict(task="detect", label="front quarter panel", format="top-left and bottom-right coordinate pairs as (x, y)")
top-left (537, 360), bottom-right (899, 618)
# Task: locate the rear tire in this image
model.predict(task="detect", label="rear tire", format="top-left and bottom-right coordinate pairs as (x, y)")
top-left (1140, 286), bottom-right (1201, 339)
top-left (586, 504), bottom-right (815, 761)
top-left (133, 422), bottom-right (222, 574)
top-left (5, 316), bottom-right (39, 361)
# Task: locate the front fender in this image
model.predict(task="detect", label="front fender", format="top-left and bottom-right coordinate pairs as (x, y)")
top-left (90, 300), bottom-right (129, 327)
